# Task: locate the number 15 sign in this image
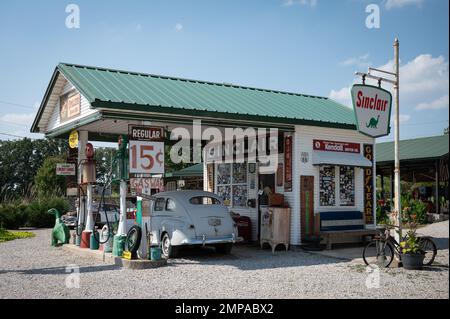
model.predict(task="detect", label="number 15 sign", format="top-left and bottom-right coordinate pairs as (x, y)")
top-left (129, 140), bottom-right (165, 175)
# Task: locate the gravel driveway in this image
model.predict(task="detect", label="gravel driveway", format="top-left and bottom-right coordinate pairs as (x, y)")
top-left (0, 225), bottom-right (448, 299)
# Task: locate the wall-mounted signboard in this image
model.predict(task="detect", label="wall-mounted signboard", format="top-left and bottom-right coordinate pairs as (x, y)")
top-left (313, 139), bottom-right (360, 153)
top-left (351, 84), bottom-right (392, 138)
top-left (60, 92), bottom-right (81, 123)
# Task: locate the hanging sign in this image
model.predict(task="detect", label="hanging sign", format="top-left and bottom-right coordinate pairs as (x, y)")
top-left (128, 125), bottom-right (165, 141)
top-left (313, 139), bottom-right (360, 153)
top-left (363, 144), bottom-right (375, 224)
top-left (130, 177), bottom-right (164, 195)
top-left (351, 84), bottom-right (392, 138)
top-left (68, 130), bottom-right (78, 149)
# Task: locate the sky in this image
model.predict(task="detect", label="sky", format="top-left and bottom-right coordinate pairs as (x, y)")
top-left (0, 0), bottom-right (448, 143)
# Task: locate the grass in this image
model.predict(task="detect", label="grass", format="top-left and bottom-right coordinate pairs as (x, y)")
top-left (0, 228), bottom-right (35, 243)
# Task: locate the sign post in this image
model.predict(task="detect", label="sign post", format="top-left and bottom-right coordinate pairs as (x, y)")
top-left (354, 38), bottom-right (401, 245)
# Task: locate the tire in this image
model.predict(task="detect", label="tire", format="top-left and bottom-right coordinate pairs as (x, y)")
top-left (419, 237), bottom-right (437, 266)
top-left (125, 225), bottom-right (142, 254)
top-left (161, 233), bottom-right (179, 259)
top-left (363, 240), bottom-right (394, 268)
top-left (215, 243), bottom-right (233, 254)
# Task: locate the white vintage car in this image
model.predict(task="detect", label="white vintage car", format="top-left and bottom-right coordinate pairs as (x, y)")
top-left (148, 190), bottom-right (236, 258)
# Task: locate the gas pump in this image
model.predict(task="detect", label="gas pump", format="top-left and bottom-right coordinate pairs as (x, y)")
top-left (79, 143), bottom-right (97, 249)
top-left (112, 135), bottom-right (129, 257)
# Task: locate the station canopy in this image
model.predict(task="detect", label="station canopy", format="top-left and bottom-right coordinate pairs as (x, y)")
top-left (31, 63), bottom-right (358, 141)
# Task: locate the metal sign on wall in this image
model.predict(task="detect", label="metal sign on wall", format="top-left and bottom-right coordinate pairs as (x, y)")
top-left (363, 144), bottom-right (375, 224)
top-left (351, 84), bottom-right (392, 138)
top-left (284, 135), bottom-right (292, 192)
top-left (313, 139), bottom-right (360, 153)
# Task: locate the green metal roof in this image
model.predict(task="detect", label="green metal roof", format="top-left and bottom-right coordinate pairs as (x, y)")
top-left (166, 163), bottom-right (203, 178)
top-left (376, 135), bottom-right (449, 163)
top-left (44, 63), bottom-right (356, 129)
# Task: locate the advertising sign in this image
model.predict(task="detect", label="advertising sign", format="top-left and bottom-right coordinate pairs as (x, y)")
top-left (284, 135), bottom-right (292, 192)
top-left (313, 139), bottom-right (360, 153)
top-left (363, 144), bottom-right (375, 224)
top-left (128, 125), bottom-right (165, 141)
top-left (56, 163), bottom-right (76, 176)
top-left (68, 130), bottom-right (78, 149)
top-left (60, 92), bottom-right (81, 122)
top-left (129, 140), bottom-right (165, 175)
top-left (130, 177), bottom-right (164, 195)
top-left (351, 84), bottom-right (392, 138)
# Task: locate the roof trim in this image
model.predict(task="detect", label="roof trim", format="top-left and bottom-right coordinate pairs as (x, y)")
top-left (30, 67), bottom-right (59, 133)
top-left (94, 100), bottom-right (357, 130)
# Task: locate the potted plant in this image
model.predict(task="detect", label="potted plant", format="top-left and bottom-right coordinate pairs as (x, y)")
top-left (399, 216), bottom-right (425, 270)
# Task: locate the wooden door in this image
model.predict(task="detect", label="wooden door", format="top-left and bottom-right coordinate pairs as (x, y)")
top-left (301, 176), bottom-right (314, 241)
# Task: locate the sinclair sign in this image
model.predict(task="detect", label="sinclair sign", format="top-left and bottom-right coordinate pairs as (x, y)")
top-left (351, 84), bottom-right (392, 138)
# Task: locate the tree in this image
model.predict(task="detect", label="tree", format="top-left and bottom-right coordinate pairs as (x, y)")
top-left (33, 155), bottom-right (67, 199)
top-left (0, 138), bottom-right (67, 202)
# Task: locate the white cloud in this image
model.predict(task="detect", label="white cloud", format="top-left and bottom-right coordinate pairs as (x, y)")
top-left (384, 0), bottom-right (423, 10)
top-left (329, 54), bottom-right (449, 111)
top-left (283, 0), bottom-right (317, 7)
top-left (399, 114), bottom-right (411, 123)
top-left (416, 94), bottom-right (449, 110)
top-left (340, 54), bottom-right (371, 68)
top-left (0, 112), bottom-right (36, 126)
top-left (329, 86), bottom-right (352, 108)
top-left (174, 23), bottom-right (183, 32)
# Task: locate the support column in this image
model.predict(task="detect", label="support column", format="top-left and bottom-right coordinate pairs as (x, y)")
top-left (436, 160), bottom-right (440, 215)
top-left (117, 180), bottom-right (128, 236)
top-left (77, 131), bottom-right (87, 231)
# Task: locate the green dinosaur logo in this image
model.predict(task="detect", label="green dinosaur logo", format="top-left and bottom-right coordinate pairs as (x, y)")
top-left (366, 115), bottom-right (380, 129)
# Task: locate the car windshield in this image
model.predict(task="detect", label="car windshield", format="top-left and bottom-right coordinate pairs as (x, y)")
top-left (189, 196), bottom-right (221, 205)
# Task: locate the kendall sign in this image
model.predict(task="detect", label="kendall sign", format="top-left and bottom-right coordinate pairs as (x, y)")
top-left (351, 84), bottom-right (392, 138)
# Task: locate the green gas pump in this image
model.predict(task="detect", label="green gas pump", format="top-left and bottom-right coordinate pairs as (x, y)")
top-left (112, 135), bottom-right (129, 257)
top-left (112, 135), bottom-right (129, 183)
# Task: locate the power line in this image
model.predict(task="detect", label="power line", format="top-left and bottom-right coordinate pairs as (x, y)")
top-left (0, 100), bottom-right (36, 110)
top-left (0, 132), bottom-right (36, 139)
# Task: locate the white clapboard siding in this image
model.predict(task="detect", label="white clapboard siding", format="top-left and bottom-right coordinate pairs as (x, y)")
top-left (294, 125), bottom-right (375, 241)
top-left (45, 77), bottom-right (98, 132)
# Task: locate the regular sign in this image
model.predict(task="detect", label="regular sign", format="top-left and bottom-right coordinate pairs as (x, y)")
top-left (351, 84), bottom-right (392, 138)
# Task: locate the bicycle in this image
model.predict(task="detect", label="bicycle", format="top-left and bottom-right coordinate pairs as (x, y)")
top-left (362, 224), bottom-right (437, 268)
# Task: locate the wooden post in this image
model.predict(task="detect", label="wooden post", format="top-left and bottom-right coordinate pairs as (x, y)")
top-left (436, 160), bottom-right (440, 215)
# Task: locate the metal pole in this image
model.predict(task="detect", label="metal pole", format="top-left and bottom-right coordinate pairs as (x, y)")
top-left (393, 38), bottom-right (402, 243)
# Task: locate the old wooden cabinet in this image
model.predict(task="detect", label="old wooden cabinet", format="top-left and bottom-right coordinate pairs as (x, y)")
top-left (260, 207), bottom-right (291, 253)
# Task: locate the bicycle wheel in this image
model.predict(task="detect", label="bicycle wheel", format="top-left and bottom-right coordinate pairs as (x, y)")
top-left (419, 237), bottom-right (437, 266)
top-left (363, 240), bottom-right (394, 268)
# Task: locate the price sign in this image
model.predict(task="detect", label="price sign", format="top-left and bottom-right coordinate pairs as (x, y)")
top-left (129, 140), bottom-right (164, 175)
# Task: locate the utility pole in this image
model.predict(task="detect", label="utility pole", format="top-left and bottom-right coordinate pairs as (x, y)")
top-left (393, 38), bottom-right (401, 243)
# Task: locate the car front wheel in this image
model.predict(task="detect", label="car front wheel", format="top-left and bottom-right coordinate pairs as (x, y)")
top-left (161, 233), bottom-right (179, 259)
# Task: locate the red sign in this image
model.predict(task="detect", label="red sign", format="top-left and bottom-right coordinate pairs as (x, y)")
top-left (313, 140), bottom-right (360, 154)
top-left (284, 135), bottom-right (292, 192)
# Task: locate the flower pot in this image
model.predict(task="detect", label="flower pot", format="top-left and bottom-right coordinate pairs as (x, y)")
top-left (401, 253), bottom-right (425, 270)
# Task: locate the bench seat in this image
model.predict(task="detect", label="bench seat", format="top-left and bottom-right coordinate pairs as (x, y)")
top-left (315, 211), bottom-right (377, 250)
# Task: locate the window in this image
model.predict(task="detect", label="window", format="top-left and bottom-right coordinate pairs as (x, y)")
top-left (319, 166), bottom-right (335, 206)
top-left (166, 198), bottom-right (176, 211)
top-left (189, 196), bottom-right (221, 205)
top-left (340, 166), bottom-right (355, 206)
top-left (216, 163), bottom-right (248, 207)
top-left (154, 198), bottom-right (165, 211)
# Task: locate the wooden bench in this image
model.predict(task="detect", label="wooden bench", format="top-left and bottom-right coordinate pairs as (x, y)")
top-left (315, 211), bottom-right (377, 250)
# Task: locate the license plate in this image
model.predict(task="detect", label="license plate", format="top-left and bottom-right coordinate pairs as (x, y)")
top-left (208, 218), bottom-right (221, 226)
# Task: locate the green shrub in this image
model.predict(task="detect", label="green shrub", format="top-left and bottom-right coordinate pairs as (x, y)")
top-left (0, 197), bottom-right (69, 229)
